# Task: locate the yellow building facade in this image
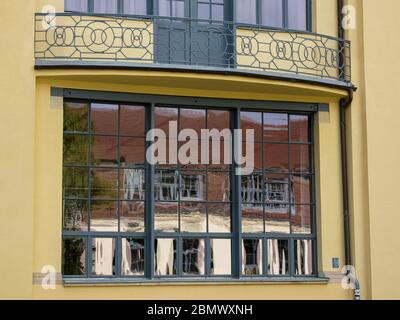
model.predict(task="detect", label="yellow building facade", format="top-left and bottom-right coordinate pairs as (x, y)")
top-left (0, 0), bottom-right (399, 300)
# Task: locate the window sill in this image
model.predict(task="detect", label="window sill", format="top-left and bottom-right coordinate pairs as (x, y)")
top-left (63, 277), bottom-right (329, 287)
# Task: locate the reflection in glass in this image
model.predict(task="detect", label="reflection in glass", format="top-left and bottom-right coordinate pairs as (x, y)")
top-left (264, 143), bottom-right (289, 172)
top-left (208, 110), bottom-right (230, 131)
top-left (90, 200), bottom-right (118, 232)
top-left (240, 111), bottom-right (262, 141)
top-left (155, 202), bottom-right (179, 232)
top-left (264, 173), bottom-right (289, 203)
top-left (121, 238), bottom-right (145, 276)
top-left (208, 172), bottom-right (230, 202)
top-left (62, 238), bottom-right (86, 276)
top-left (264, 113), bottom-right (288, 142)
top-left (295, 239), bottom-right (313, 275)
top-left (290, 115), bottom-right (309, 142)
top-left (155, 107), bottom-right (178, 137)
top-left (63, 134), bottom-right (88, 165)
top-left (292, 174), bottom-right (311, 204)
top-left (155, 238), bottom-right (177, 276)
top-left (180, 202), bottom-right (206, 233)
top-left (288, 0), bottom-right (307, 30)
top-left (210, 239), bottom-right (231, 275)
top-left (63, 167), bottom-right (88, 198)
top-left (241, 173), bottom-right (263, 203)
top-left (182, 239), bottom-right (205, 276)
top-left (155, 170), bottom-right (179, 201)
top-left (207, 139), bottom-right (232, 170)
top-left (241, 204), bottom-right (263, 233)
top-left (91, 238), bottom-right (116, 276)
top-left (91, 136), bottom-right (118, 166)
top-left (265, 204), bottom-right (290, 233)
top-left (242, 239), bottom-right (263, 275)
top-left (120, 105), bottom-right (145, 136)
top-left (91, 103), bottom-right (118, 135)
top-left (180, 171), bottom-right (206, 201)
top-left (64, 102), bottom-right (88, 132)
top-left (180, 108), bottom-right (206, 136)
top-left (291, 205), bottom-right (311, 234)
top-left (208, 203), bottom-right (231, 233)
top-left (63, 199), bottom-right (88, 231)
top-left (235, 0), bottom-right (256, 24)
top-left (242, 142), bottom-right (262, 171)
top-left (267, 239), bottom-right (289, 275)
top-left (120, 201), bottom-right (145, 232)
top-left (121, 169), bottom-right (146, 201)
top-left (291, 144), bottom-right (310, 173)
top-left (123, 0), bottom-right (147, 15)
top-left (120, 137), bottom-right (145, 167)
top-left (90, 168), bottom-right (118, 199)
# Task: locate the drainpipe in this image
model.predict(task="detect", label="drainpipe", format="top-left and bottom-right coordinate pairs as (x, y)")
top-left (337, 0), bottom-right (359, 299)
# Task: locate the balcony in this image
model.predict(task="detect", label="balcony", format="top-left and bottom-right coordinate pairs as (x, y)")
top-left (34, 13), bottom-right (351, 87)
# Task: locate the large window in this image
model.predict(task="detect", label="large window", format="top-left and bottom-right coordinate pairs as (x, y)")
top-left (62, 96), bottom-right (316, 280)
top-left (65, 0), bottom-right (311, 30)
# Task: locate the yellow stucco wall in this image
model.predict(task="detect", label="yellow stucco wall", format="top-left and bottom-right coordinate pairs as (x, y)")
top-left (1, 0), bottom-right (399, 300)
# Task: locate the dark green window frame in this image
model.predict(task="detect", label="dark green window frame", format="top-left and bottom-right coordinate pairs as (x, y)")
top-left (61, 89), bottom-right (319, 282)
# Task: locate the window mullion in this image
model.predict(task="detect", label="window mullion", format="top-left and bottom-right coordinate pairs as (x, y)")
top-left (283, 0), bottom-right (288, 28)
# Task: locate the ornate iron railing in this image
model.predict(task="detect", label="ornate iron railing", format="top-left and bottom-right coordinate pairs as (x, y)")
top-left (34, 13), bottom-right (351, 84)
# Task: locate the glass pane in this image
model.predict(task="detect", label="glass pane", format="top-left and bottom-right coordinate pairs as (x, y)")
top-left (121, 238), bottom-right (145, 276)
top-left (64, 102), bottom-right (88, 132)
top-left (290, 115), bottom-right (309, 142)
top-left (91, 136), bottom-right (118, 166)
top-left (263, 113), bottom-right (288, 142)
top-left (63, 134), bottom-right (88, 165)
top-left (240, 111), bottom-right (262, 142)
top-left (267, 239), bottom-right (289, 275)
top-left (93, 0), bottom-right (118, 13)
top-left (207, 110), bottom-right (230, 131)
top-left (120, 137), bottom-right (145, 167)
top-left (295, 239), bottom-right (314, 275)
top-left (265, 204), bottom-right (290, 234)
top-left (241, 204), bottom-right (263, 233)
top-left (264, 143), bottom-right (289, 172)
top-left (292, 174), bottom-right (311, 204)
top-left (91, 238), bottom-right (116, 276)
top-left (242, 142), bottom-right (262, 171)
top-left (241, 174), bottom-right (263, 203)
top-left (63, 199), bottom-right (88, 231)
top-left (123, 0), bottom-right (147, 14)
top-left (155, 238), bottom-right (177, 276)
top-left (62, 238), bottom-right (86, 276)
top-left (121, 169), bottom-right (146, 201)
top-left (155, 107), bottom-right (178, 138)
top-left (288, 0), bottom-right (307, 30)
top-left (155, 202), bottom-right (179, 232)
top-left (159, 0), bottom-right (185, 17)
top-left (63, 167), bottom-right (89, 198)
top-left (242, 239), bottom-right (263, 275)
top-left (208, 203), bottom-right (231, 233)
top-left (120, 201), bottom-right (145, 232)
top-left (198, 3), bottom-right (210, 20)
top-left (264, 173), bottom-right (289, 203)
top-left (179, 140), bottom-right (205, 169)
top-left (90, 200), bottom-right (118, 232)
top-left (208, 172), bottom-right (230, 202)
top-left (291, 144), bottom-right (310, 173)
top-left (90, 168), bottom-right (118, 199)
top-left (91, 103), bottom-right (118, 135)
top-left (291, 205), bottom-right (312, 234)
top-left (182, 239), bottom-right (206, 276)
top-left (211, 4), bottom-right (224, 21)
top-left (180, 171), bottom-right (206, 201)
top-left (180, 202), bottom-right (206, 232)
top-left (154, 138), bottom-right (178, 169)
top-left (208, 138), bottom-right (232, 170)
top-left (180, 108), bottom-right (206, 137)
top-left (261, 0), bottom-right (283, 27)
top-left (235, 0), bottom-right (256, 24)
top-left (210, 239), bottom-right (231, 275)
top-left (120, 105), bottom-right (145, 136)
top-left (155, 170), bottom-right (179, 201)
top-left (65, 0), bottom-right (88, 12)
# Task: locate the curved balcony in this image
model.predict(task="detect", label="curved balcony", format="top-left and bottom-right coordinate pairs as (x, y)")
top-left (34, 13), bottom-right (351, 88)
